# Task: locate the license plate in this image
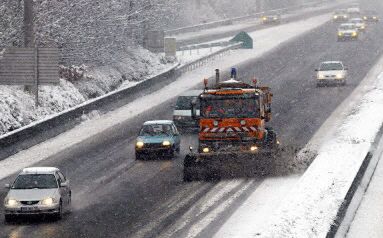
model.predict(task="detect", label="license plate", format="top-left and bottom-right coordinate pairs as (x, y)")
top-left (21, 206), bottom-right (38, 212)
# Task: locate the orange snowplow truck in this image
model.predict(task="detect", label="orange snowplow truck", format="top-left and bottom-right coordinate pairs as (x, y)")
top-left (184, 69), bottom-right (279, 181)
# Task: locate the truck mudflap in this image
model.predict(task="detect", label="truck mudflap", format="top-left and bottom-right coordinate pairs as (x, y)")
top-left (183, 148), bottom-right (278, 181)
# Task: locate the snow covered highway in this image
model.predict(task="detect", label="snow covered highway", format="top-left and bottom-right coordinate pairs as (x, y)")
top-left (2, 5), bottom-right (383, 238)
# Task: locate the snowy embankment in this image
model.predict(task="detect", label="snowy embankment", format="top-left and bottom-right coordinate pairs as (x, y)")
top-left (261, 56), bottom-right (383, 237)
top-left (0, 14), bottom-right (332, 180)
top-left (0, 48), bottom-right (171, 136)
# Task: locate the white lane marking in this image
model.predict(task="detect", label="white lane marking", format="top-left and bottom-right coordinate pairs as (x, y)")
top-left (185, 180), bottom-right (254, 238)
top-left (129, 183), bottom-right (212, 238)
top-left (159, 179), bottom-right (249, 238)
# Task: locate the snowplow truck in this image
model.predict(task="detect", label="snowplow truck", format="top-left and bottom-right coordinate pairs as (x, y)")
top-left (183, 69), bottom-right (278, 181)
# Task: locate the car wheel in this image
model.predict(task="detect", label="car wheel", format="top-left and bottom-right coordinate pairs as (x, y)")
top-left (4, 214), bottom-right (14, 223)
top-left (55, 201), bottom-right (63, 220)
top-left (135, 152), bottom-right (143, 160)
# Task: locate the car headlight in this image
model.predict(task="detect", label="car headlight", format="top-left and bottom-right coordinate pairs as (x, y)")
top-left (4, 198), bottom-right (19, 207)
top-left (338, 32), bottom-right (343, 36)
top-left (41, 197), bottom-right (57, 206)
top-left (202, 147), bottom-right (210, 153)
top-left (162, 140), bottom-right (171, 146)
top-left (262, 17), bottom-right (267, 21)
top-left (373, 16), bottom-right (377, 19)
top-left (344, 15), bottom-right (348, 18)
top-left (334, 16), bottom-right (338, 19)
top-left (336, 73), bottom-right (344, 79)
top-left (361, 25), bottom-right (365, 29)
top-left (250, 146), bottom-right (258, 151)
top-left (363, 16), bottom-right (367, 20)
top-left (352, 31), bottom-right (358, 36)
top-left (317, 73), bottom-right (325, 79)
top-left (136, 141), bottom-right (144, 148)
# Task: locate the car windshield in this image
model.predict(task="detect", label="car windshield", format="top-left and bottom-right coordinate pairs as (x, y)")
top-left (175, 96), bottom-right (200, 110)
top-left (339, 24), bottom-right (355, 30)
top-left (12, 174), bottom-right (58, 189)
top-left (320, 63), bottom-right (343, 71)
top-left (139, 124), bottom-right (172, 136)
top-left (201, 97), bottom-right (260, 118)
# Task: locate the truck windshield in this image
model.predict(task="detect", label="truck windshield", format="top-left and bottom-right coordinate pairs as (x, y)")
top-left (201, 97), bottom-right (259, 118)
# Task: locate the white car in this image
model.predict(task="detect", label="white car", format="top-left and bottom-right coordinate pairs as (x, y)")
top-left (350, 18), bottom-right (366, 32)
top-left (315, 61), bottom-right (348, 86)
top-left (337, 23), bottom-right (359, 41)
top-left (4, 167), bottom-right (71, 222)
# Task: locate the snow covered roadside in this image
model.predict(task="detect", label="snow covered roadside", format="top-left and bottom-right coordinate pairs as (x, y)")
top-left (259, 55), bottom-right (383, 237)
top-left (0, 14), bottom-right (332, 180)
top-left (0, 48), bottom-right (171, 136)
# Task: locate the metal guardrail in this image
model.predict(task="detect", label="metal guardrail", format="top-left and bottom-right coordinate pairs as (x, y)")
top-left (178, 42), bottom-right (243, 73)
top-left (0, 41), bottom-right (245, 160)
top-left (165, 0), bottom-right (329, 36)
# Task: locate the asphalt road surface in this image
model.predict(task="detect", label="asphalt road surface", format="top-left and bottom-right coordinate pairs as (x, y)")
top-left (2, 9), bottom-right (383, 238)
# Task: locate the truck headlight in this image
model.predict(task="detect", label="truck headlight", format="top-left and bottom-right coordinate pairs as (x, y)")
top-left (250, 146), bottom-right (258, 151)
top-left (162, 141), bottom-right (171, 146)
top-left (202, 147), bottom-right (210, 153)
top-left (136, 141), bottom-right (144, 148)
top-left (41, 197), bottom-right (57, 206)
top-left (5, 198), bottom-right (19, 207)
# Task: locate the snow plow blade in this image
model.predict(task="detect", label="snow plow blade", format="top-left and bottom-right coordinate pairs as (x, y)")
top-left (183, 150), bottom-right (277, 181)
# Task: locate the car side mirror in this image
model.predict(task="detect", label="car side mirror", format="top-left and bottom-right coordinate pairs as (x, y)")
top-left (60, 181), bottom-right (69, 187)
top-left (314, 69), bottom-right (319, 72)
top-left (5, 184), bottom-right (10, 189)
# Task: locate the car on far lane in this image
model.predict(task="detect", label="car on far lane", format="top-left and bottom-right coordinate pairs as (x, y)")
top-left (349, 18), bottom-right (366, 32)
top-left (135, 120), bottom-right (181, 160)
top-left (362, 10), bottom-right (379, 22)
top-left (3, 167), bottom-right (71, 222)
top-left (347, 7), bottom-right (361, 18)
top-left (333, 10), bottom-right (349, 22)
top-left (337, 23), bottom-right (359, 41)
top-left (261, 14), bottom-right (281, 24)
top-left (315, 61), bottom-right (348, 87)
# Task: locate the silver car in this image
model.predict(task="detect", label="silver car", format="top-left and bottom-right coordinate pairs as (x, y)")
top-left (4, 167), bottom-right (71, 222)
top-left (315, 61), bottom-right (348, 86)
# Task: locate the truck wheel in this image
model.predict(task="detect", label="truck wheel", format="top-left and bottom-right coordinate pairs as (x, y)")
top-left (265, 128), bottom-right (277, 147)
top-left (4, 214), bottom-right (14, 223)
top-left (183, 169), bottom-right (194, 182)
top-left (184, 155), bottom-right (197, 182)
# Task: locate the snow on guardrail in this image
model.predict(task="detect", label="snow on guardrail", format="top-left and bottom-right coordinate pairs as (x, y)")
top-left (263, 57), bottom-right (383, 238)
